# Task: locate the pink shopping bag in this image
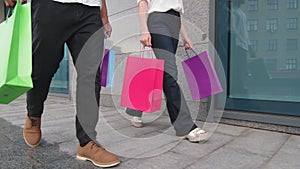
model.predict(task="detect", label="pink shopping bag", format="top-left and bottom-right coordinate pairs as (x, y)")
top-left (182, 49), bottom-right (223, 100)
top-left (120, 55), bottom-right (164, 113)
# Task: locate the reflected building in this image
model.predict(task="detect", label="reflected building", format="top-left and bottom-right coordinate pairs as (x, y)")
top-left (243, 0), bottom-right (299, 75)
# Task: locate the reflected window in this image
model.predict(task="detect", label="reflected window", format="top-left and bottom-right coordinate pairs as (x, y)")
top-left (286, 59), bottom-right (297, 70)
top-left (250, 40), bottom-right (258, 51)
top-left (266, 18), bottom-right (278, 32)
top-left (248, 0), bottom-right (258, 11)
top-left (287, 0), bottom-right (298, 9)
top-left (267, 0), bottom-right (278, 10)
top-left (287, 18), bottom-right (298, 30)
top-left (265, 59), bottom-right (277, 71)
top-left (268, 39), bottom-right (277, 51)
top-left (247, 19), bottom-right (258, 31)
top-left (286, 39), bottom-right (298, 50)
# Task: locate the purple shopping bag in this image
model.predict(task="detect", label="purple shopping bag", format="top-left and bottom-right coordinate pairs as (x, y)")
top-left (182, 50), bottom-right (223, 100)
top-left (100, 49), bottom-right (110, 87)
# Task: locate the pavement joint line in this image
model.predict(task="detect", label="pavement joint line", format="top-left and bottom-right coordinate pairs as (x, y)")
top-left (182, 128), bottom-right (252, 169)
top-left (120, 140), bottom-right (182, 164)
top-left (103, 127), bottom-right (171, 147)
top-left (260, 134), bottom-right (292, 169)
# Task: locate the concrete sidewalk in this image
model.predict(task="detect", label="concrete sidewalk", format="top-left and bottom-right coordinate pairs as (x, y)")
top-left (0, 95), bottom-right (299, 169)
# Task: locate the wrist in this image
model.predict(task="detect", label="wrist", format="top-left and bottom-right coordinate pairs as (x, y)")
top-left (102, 18), bottom-right (109, 25)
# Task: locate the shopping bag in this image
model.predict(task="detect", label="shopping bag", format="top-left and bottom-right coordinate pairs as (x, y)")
top-left (105, 50), bottom-right (115, 87)
top-left (100, 49), bottom-right (115, 87)
top-left (100, 50), bottom-right (109, 87)
top-left (182, 49), bottom-right (223, 100)
top-left (120, 53), bottom-right (164, 113)
top-left (0, 1), bottom-right (33, 104)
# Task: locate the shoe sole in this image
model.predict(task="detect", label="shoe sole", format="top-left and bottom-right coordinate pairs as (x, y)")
top-left (23, 131), bottom-right (40, 148)
top-left (186, 132), bottom-right (209, 143)
top-left (179, 133), bottom-right (209, 143)
top-left (131, 121), bottom-right (144, 128)
top-left (76, 155), bottom-right (120, 168)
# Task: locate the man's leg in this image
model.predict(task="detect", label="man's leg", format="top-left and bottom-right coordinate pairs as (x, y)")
top-left (25, 0), bottom-right (72, 147)
top-left (65, 4), bottom-right (120, 167)
top-left (65, 4), bottom-right (103, 147)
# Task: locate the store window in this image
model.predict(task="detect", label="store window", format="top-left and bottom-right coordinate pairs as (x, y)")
top-left (217, 0), bottom-right (300, 116)
top-left (49, 45), bottom-right (69, 94)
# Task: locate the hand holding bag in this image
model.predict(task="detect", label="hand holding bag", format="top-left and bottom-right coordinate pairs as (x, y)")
top-left (0, 1), bottom-right (33, 104)
top-left (120, 48), bottom-right (164, 113)
top-left (182, 49), bottom-right (223, 100)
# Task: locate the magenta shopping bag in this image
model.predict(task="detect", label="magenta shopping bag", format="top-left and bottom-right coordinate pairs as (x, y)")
top-left (120, 55), bottom-right (164, 113)
top-left (100, 49), bottom-right (109, 87)
top-left (182, 49), bottom-right (223, 100)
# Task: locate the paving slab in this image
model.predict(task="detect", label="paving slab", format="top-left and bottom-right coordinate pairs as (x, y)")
top-left (264, 135), bottom-right (300, 169)
top-left (227, 129), bottom-right (289, 157)
top-left (185, 147), bottom-right (269, 169)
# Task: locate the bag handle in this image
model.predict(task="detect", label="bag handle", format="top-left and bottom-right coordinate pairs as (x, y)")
top-left (140, 46), bottom-right (154, 58)
top-left (5, 8), bottom-right (12, 23)
top-left (185, 48), bottom-right (198, 58)
top-left (5, 0), bottom-right (23, 23)
top-left (100, 34), bottom-right (110, 68)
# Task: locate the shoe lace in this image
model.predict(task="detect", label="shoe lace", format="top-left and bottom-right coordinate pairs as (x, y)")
top-left (90, 141), bottom-right (105, 153)
top-left (30, 118), bottom-right (38, 126)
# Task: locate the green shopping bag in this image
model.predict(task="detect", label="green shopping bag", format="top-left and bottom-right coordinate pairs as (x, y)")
top-left (0, 1), bottom-right (32, 104)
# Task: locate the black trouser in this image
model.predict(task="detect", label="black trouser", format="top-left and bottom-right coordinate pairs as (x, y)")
top-left (27, 0), bottom-right (103, 146)
top-left (127, 10), bottom-right (197, 136)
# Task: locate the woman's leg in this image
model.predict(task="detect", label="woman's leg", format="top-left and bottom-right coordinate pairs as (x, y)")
top-left (126, 108), bottom-right (143, 117)
top-left (148, 12), bottom-right (197, 136)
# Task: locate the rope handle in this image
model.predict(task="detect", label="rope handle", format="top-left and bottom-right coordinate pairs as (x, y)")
top-left (185, 48), bottom-right (198, 58)
top-left (140, 45), bottom-right (153, 58)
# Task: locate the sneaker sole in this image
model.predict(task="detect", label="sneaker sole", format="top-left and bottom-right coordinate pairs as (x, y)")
top-left (131, 121), bottom-right (144, 128)
top-left (186, 133), bottom-right (209, 143)
top-left (76, 155), bottom-right (120, 168)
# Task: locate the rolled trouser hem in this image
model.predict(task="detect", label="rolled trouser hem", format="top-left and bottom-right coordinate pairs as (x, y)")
top-left (126, 108), bottom-right (143, 117)
top-left (175, 124), bottom-right (198, 136)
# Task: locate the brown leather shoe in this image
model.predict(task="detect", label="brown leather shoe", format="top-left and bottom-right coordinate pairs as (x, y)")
top-left (23, 116), bottom-right (41, 147)
top-left (77, 141), bottom-right (120, 168)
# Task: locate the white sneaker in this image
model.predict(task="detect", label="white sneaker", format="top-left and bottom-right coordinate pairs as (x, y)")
top-left (131, 116), bottom-right (144, 128)
top-left (181, 128), bottom-right (208, 143)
